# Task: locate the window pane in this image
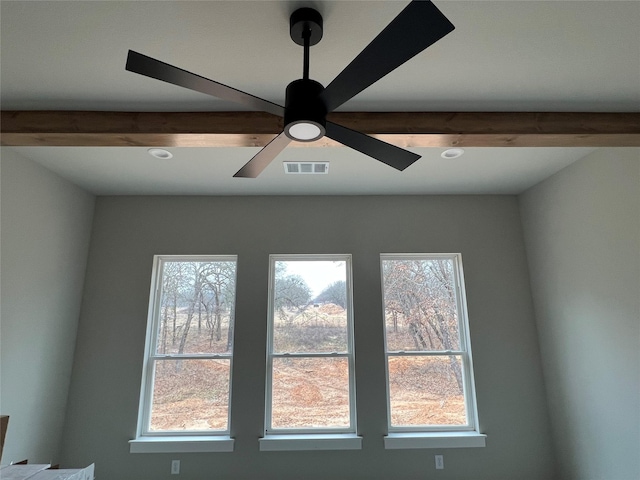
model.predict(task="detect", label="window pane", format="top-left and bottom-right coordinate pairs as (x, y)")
top-left (388, 355), bottom-right (467, 427)
top-left (150, 359), bottom-right (230, 431)
top-left (156, 261), bottom-right (236, 355)
top-left (271, 357), bottom-right (350, 429)
top-left (382, 258), bottom-right (461, 351)
top-left (273, 260), bottom-right (348, 353)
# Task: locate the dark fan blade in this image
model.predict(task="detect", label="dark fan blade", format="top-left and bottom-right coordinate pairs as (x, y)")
top-left (321, 1), bottom-right (454, 112)
top-left (126, 50), bottom-right (284, 117)
top-left (325, 122), bottom-right (420, 171)
top-left (233, 132), bottom-right (292, 178)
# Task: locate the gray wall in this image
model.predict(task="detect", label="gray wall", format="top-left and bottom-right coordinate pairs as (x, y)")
top-left (520, 148), bottom-right (640, 480)
top-left (0, 149), bottom-right (95, 463)
top-left (62, 194), bottom-right (554, 480)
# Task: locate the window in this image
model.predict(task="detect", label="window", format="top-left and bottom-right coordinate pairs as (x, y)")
top-left (264, 255), bottom-right (357, 438)
top-left (130, 253), bottom-right (482, 453)
top-left (381, 254), bottom-right (480, 440)
top-left (131, 256), bottom-right (237, 452)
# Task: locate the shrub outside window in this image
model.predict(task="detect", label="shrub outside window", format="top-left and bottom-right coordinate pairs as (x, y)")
top-left (265, 255), bottom-right (356, 434)
top-left (136, 255), bottom-right (237, 437)
top-left (381, 253), bottom-right (479, 432)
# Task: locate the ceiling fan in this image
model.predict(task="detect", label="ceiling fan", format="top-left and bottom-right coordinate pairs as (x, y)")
top-left (126, 0), bottom-right (455, 178)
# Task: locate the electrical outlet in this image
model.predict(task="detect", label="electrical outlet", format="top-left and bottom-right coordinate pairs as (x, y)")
top-left (171, 460), bottom-right (180, 475)
top-left (435, 455), bottom-right (444, 470)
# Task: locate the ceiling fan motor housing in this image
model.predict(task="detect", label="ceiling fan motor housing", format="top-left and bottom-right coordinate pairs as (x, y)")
top-left (284, 79), bottom-right (327, 142)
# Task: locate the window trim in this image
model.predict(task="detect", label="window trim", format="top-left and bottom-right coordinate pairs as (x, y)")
top-left (384, 431), bottom-right (486, 449)
top-left (129, 436), bottom-right (235, 453)
top-left (259, 433), bottom-right (362, 451)
top-left (134, 255), bottom-right (238, 441)
top-left (380, 253), bottom-right (480, 435)
top-left (264, 254), bottom-right (357, 435)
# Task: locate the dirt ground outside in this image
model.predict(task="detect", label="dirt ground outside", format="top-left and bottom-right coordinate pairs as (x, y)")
top-left (150, 305), bottom-right (466, 431)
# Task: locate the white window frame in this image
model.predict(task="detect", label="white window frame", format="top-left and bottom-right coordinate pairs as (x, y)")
top-left (380, 253), bottom-right (481, 437)
top-left (130, 255), bottom-right (237, 453)
top-left (264, 254), bottom-right (357, 436)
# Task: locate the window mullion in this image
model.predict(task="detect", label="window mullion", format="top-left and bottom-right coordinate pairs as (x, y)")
top-left (386, 350), bottom-right (465, 357)
top-left (271, 352), bottom-right (349, 358)
top-left (152, 354), bottom-right (232, 360)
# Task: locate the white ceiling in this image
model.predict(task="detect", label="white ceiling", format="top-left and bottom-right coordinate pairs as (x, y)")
top-left (1, 1), bottom-right (639, 195)
top-left (5, 146), bottom-right (594, 195)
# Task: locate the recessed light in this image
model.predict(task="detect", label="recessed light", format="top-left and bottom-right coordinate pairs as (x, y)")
top-left (148, 148), bottom-right (173, 159)
top-left (441, 148), bottom-right (464, 159)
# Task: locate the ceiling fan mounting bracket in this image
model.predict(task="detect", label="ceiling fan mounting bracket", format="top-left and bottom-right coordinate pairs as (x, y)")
top-left (289, 8), bottom-right (323, 46)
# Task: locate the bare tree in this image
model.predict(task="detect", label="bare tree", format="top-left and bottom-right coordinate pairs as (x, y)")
top-left (315, 280), bottom-right (347, 308)
top-left (202, 262), bottom-right (237, 350)
top-left (177, 262), bottom-right (205, 355)
top-left (159, 261), bottom-right (187, 352)
top-left (158, 260), bottom-right (237, 361)
top-left (383, 259), bottom-right (463, 392)
top-left (274, 269), bottom-right (312, 317)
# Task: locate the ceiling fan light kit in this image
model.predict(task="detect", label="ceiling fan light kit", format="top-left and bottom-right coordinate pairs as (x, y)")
top-left (126, 1), bottom-right (455, 178)
top-left (286, 120), bottom-right (324, 142)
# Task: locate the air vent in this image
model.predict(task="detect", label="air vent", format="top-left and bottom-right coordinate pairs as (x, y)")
top-left (283, 162), bottom-right (329, 174)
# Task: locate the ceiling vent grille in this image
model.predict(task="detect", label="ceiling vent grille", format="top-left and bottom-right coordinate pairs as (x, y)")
top-left (283, 162), bottom-right (329, 174)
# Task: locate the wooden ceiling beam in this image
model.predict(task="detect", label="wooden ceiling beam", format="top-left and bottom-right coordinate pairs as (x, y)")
top-left (2, 111), bottom-right (639, 147)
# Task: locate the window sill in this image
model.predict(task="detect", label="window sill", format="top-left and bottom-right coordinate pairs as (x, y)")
top-left (384, 431), bottom-right (486, 449)
top-left (259, 433), bottom-right (363, 451)
top-left (129, 436), bottom-right (234, 453)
